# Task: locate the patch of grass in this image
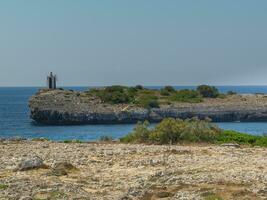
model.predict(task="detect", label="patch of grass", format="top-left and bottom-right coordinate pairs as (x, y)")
top-left (63, 139), bottom-right (83, 143)
top-left (0, 184), bottom-right (8, 190)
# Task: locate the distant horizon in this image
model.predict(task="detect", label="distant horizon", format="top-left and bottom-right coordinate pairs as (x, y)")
top-left (1, 1), bottom-right (267, 86)
top-left (2, 84), bottom-right (267, 88)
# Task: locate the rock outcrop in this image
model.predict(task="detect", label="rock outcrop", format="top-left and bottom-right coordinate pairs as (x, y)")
top-left (29, 89), bottom-right (267, 125)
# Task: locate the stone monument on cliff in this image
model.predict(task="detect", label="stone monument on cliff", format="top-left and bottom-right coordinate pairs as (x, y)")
top-left (47, 72), bottom-right (57, 89)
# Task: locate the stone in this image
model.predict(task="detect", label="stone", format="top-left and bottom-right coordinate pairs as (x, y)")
top-left (50, 161), bottom-right (77, 176)
top-left (16, 156), bottom-right (45, 171)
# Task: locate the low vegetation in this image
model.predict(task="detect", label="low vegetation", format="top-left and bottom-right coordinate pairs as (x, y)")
top-left (86, 84), bottom-right (226, 108)
top-left (170, 89), bottom-right (202, 103)
top-left (197, 85), bottom-right (219, 98)
top-left (63, 139), bottom-right (83, 143)
top-left (0, 184), bottom-right (8, 190)
top-left (120, 118), bottom-right (267, 146)
top-left (217, 130), bottom-right (267, 146)
top-left (120, 118), bottom-right (220, 144)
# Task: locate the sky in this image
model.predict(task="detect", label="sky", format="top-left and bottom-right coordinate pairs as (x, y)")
top-left (0, 0), bottom-right (267, 87)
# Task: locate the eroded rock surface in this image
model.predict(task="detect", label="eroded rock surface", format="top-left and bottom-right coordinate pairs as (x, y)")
top-left (29, 89), bottom-right (267, 124)
top-left (15, 156), bottom-right (45, 171)
top-left (0, 141), bottom-right (266, 199)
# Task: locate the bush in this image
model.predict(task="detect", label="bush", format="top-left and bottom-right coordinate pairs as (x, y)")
top-left (197, 85), bottom-right (219, 98)
top-left (171, 89), bottom-right (202, 103)
top-left (120, 121), bottom-right (150, 143)
top-left (121, 118), bottom-right (221, 144)
top-left (136, 94), bottom-right (159, 109)
top-left (135, 85), bottom-right (144, 90)
top-left (121, 118), bottom-right (267, 146)
top-left (160, 86), bottom-right (176, 96)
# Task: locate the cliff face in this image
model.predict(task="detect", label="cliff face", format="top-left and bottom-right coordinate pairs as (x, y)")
top-left (29, 89), bottom-right (267, 125)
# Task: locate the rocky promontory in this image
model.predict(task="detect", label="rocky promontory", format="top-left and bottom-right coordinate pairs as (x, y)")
top-left (29, 88), bottom-right (267, 125)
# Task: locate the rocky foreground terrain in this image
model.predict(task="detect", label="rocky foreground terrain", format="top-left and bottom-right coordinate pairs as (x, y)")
top-left (0, 140), bottom-right (266, 200)
top-left (29, 89), bottom-right (267, 125)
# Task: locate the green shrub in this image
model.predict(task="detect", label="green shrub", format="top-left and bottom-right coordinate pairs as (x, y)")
top-left (197, 85), bottom-right (219, 98)
top-left (91, 85), bottom-right (136, 104)
top-left (87, 85), bottom-right (206, 106)
top-left (135, 85), bottom-right (144, 90)
top-left (121, 118), bottom-right (221, 144)
top-left (217, 130), bottom-right (267, 146)
top-left (120, 121), bottom-right (150, 143)
top-left (121, 118), bottom-right (267, 146)
top-left (160, 86), bottom-right (176, 96)
top-left (171, 89), bottom-right (202, 103)
top-left (136, 94), bottom-right (159, 109)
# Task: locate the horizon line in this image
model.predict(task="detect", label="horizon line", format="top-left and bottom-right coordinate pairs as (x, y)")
top-left (1, 84), bottom-right (267, 88)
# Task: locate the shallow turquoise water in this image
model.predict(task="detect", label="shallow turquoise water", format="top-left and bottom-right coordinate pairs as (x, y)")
top-left (1, 86), bottom-right (267, 141)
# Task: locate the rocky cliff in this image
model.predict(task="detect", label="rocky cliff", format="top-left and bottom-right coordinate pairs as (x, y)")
top-left (29, 89), bottom-right (267, 124)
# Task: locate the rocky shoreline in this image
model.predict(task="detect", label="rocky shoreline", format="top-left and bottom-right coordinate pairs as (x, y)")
top-left (29, 89), bottom-right (267, 125)
top-left (0, 140), bottom-right (266, 199)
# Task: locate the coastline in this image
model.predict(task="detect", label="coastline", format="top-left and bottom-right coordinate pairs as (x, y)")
top-left (29, 89), bottom-right (267, 125)
top-left (0, 140), bottom-right (266, 199)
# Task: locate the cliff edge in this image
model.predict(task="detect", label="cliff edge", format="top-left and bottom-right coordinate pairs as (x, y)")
top-left (29, 89), bottom-right (267, 124)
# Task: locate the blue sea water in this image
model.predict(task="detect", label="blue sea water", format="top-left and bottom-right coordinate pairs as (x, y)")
top-left (1, 86), bottom-right (267, 141)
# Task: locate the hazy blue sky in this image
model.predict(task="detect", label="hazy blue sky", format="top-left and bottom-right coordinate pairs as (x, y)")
top-left (0, 0), bottom-right (267, 86)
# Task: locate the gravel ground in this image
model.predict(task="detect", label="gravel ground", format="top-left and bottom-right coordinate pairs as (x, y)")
top-left (0, 140), bottom-right (266, 200)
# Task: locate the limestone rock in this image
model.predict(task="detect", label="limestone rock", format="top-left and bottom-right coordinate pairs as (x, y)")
top-left (50, 161), bottom-right (77, 176)
top-left (16, 156), bottom-right (45, 171)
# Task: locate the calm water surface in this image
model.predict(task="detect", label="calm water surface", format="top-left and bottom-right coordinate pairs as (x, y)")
top-left (1, 86), bottom-right (267, 141)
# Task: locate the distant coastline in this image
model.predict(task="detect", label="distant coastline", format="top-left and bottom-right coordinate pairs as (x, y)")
top-left (29, 85), bottom-right (267, 125)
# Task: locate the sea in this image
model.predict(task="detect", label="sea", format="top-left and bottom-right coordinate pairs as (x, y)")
top-left (1, 86), bottom-right (267, 141)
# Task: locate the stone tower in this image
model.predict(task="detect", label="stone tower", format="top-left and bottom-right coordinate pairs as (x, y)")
top-left (47, 72), bottom-right (57, 89)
